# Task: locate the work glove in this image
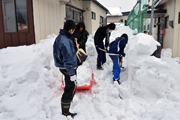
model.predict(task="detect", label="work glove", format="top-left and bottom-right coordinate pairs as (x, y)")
top-left (105, 47), bottom-right (108, 52)
top-left (70, 75), bottom-right (76, 81)
top-left (119, 54), bottom-right (123, 58)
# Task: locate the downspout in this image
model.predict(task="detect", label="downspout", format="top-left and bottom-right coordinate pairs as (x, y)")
top-left (150, 0), bottom-right (155, 35)
top-left (173, 0), bottom-right (176, 27)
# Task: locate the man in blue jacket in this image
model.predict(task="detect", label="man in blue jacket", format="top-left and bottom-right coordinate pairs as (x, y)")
top-left (108, 34), bottom-right (128, 85)
top-left (53, 20), bottom-right (77, 118)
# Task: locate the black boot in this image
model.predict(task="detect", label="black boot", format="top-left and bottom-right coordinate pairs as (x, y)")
top-left (61, 99), bottom-right (77, 118)
top-left (113, 79), bottom-right (121, 85)
top-left (117, 80), bottom-right (121, 85)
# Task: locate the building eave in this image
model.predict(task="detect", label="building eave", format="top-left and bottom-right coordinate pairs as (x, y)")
top-left (147, 9), bottom-right (167, 18)
top-left (106, 15), bottom-right (122, 17)
top-left (154, 0), bottom-right (169, 8)
top-left (82, 0), bottom-right (109, 12)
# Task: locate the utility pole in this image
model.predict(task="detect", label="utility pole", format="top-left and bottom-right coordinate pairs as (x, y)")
top-left (150, 0), bottom-right (155, 35)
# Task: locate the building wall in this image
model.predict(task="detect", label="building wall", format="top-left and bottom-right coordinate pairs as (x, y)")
top-left (90, 1), bottom-right (107, 34)
top-left (162, 0), bottom-right (174, 53)
top-left (83, 1), bottom-right (92, 34)
top-left (32, 0), bottom-right (107, 41)
top-left (67, 0), bottom-right (92, 34)
top-left (157, 0), bottom-right (180, 57)
top-left (121, 16), bottom-right (128, 24)
top-left (173, 0), bottom-right (180, 57)
top-left (32, 0), bottom-right (65, 43)
top-left (68, 0), bottom-right (84, 9)
top-left (107, 16), bottom-right (121, 23)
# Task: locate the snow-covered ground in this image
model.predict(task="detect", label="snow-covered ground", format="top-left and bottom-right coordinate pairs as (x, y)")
top-left (0, 25), bottom-right (180, 120)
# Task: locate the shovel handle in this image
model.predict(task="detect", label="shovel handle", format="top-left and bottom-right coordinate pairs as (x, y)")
top-left (98, 48), bottom-right (107, 52)
top-left (75, 38), bottom-right (79, 49)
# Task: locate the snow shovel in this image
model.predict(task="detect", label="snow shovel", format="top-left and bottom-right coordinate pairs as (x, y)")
top-left (62, 69), bottom-right (94, 90)
top-left (98, 48), bottom-right (107, 52)
top-left (75, 39), bottom-right (87, 63)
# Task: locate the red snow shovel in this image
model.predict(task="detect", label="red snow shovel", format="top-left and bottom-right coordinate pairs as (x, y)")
top-left (61, 70), bottom-right (94, 90)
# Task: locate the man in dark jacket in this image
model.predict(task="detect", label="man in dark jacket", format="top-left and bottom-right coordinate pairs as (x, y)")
top-left (53, 20), bottom-right (77, 118)
top-left (108, 34), bottom-right (128, 85)
top-left (94, 23), bottom-right (116, 70)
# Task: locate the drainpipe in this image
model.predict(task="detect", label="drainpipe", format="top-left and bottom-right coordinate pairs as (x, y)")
top-left (150, 0), bottom-right (155, 35)
top-left (173, 0), bottom-right (176, 27)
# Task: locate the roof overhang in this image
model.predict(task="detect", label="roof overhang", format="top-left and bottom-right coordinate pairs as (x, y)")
top-left (154, 0), bottom-right (169, 8)
top-left (122, 12), bottom-right (130, 16)
top-left (106, 15), bottom-right (122, 17)
top-left (147, 9), bottom-right (167, 18)
top-left (82, 0), bottom-right (109, 12)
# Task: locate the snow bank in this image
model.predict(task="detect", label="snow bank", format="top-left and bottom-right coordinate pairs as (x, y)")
top-left (122, 32), bottom-right (180, 103)
top-left (1, 25), bottom-right (180, 120)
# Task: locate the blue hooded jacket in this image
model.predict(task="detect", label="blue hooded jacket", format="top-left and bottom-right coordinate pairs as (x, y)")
top-left (108, 37), bottom-right (128, 56)
top-left (53, 29), bottom-right (77, 76)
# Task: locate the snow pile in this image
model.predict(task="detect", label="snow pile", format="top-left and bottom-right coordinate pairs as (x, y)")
top-left (110, 25), bottom-right (134, 42)
top-left (161, 48), bottom-right (172, 58)
top-left (76, 65), bottom-right (92, 86)
top-left (0, 25), bottom-right (180, 120)
top-left (0, 34), bottom-right (62, 119)
top-left (122, 32), bottom-right (180, 113)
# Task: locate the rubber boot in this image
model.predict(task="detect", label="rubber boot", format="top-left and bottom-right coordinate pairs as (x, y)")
top-left (61, 99), bottom-right (77, 118)
top-left (113, 78), bottom-right (121, 85)
top-left (117, 80), bottom-right (121, 85)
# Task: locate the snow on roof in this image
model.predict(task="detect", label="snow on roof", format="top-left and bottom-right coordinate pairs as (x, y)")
top-left (107, 7), bottom-right (122, 16)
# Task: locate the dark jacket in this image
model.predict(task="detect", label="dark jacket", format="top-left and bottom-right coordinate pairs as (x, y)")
top-left (73, 30), bottom-right (88, 49)
top-left (108, 37), bottom-right (128, 57)
top-left (53, 29), bottom-right (77, 76)
top-left (94, 26), bottom-right (111, 48)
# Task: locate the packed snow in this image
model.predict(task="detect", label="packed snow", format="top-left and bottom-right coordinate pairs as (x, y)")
top-left (0, 25), bottom-right (180, 120)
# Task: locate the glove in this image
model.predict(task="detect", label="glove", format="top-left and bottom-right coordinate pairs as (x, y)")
top-left (105, 48), bottom-right (108, 52)
top-left (119, 54), bottom-right (123, 58)
top-left (70, 75), bottom-right (76, 81)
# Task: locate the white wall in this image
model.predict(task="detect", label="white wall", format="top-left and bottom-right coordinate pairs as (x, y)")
top-left (32, 0), bottom-right (108, 42)
top-left (90, 2), bottom-right (107, 34)
top-left (173, 0), bottom-right (180, 57)
top-left (68, 0), bottom-right (84, 9)
top-left (162, 0), bottom-right (174, 52)
top-left (32, 0), bottom-right (65, 43)
top-left (83, 1), bottom-right (92, 34)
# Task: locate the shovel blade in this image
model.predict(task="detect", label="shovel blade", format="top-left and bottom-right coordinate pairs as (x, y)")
top-left (76, 49), bottom-right (87, 63)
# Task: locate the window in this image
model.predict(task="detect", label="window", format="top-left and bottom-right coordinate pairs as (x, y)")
top-left (2, 0), bottom-right (28, 33)
top-left (121, 19), bottom-right (123, 23)
top-left (100, 16), bottom-right (103, 26)
top-left (66, 6), bottom-right (71, 20)
top-left (91, 12), bottom-right (96, 20)
top-left (74, 9), bottom-right (82, 22)
top-left (66, 5), bottom-right (82, 24)
top-left (165, 16), bottom-right (169, 28)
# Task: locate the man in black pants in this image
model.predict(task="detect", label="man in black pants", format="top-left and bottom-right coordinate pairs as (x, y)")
top-left (94, 23), bottom-right (116, 70)
top-left (53, 20), bottom-right (77, 118)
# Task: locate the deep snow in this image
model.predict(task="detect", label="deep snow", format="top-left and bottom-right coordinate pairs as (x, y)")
top-left (0, 25), bottom-right (180, 120)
